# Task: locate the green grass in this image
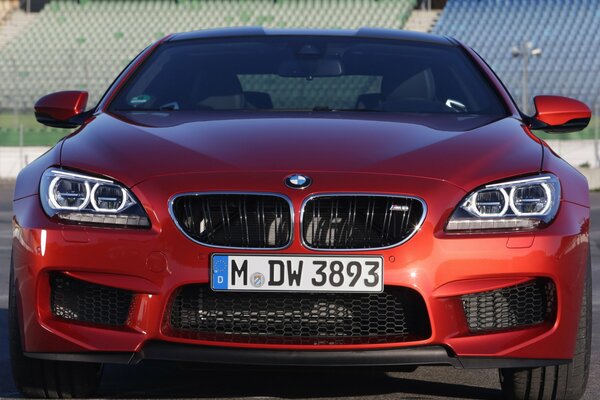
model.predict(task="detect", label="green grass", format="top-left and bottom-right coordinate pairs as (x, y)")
top-left (0, 112), bottom-right (74, 146)
top-left (0, 112), bottom-right (599, 146)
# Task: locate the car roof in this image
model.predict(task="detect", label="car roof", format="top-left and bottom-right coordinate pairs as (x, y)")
top-left (168, 27), bottom-right (454, 46)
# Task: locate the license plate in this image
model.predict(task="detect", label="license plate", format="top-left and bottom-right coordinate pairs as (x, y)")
top-left (211, 254), bottom-right (383, 293)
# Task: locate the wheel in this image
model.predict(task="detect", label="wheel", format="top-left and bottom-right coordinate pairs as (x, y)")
top-left (9, 255), bottom-right (104, 398)
top-left (499, 256), bottom-right (592, 400)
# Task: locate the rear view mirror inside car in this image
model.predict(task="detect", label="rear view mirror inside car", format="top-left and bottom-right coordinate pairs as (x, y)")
top-left (278, 58), bottom-right (343, 78)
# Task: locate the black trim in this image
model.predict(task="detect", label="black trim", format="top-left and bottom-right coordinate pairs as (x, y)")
top-left (24, 352), bottom-right (136, 364)
top-left (169, 27), bottom-right (452, 46)
top-left (34, 112), bottom-right (82, 129)
top-left (528, 117), bottom-right (591, 134)
top-left (24, 341), bottom-right (571, 369)
top-left (138, 342), bottom-right (452, 367)
top-left (459, 357), bottom-right (569, 369)
top-left (34, 109), bottom-right (94, 129)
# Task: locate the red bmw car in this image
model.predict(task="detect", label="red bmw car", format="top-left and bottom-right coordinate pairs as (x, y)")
top-left (9, 28), bottom-right (592, 399)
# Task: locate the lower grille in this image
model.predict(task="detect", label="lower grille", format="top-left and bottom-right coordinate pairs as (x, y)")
top-left (301, 195), bottom-right (425, 250)
top-left (50, 273), bottom-right (134, 327)
top-left (462, 279), bottom-right (556, 333)
top-left (171, 194), bottom-right (292, 249)
top-left (165, 285), bottom-right (431, 345)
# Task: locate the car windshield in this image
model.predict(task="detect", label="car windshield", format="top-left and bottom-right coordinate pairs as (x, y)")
top-left (109, 36), bottom-right (507, 115)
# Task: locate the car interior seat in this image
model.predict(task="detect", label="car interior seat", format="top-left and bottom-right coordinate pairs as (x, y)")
top-left (192, 71), bottom-right (246, 110)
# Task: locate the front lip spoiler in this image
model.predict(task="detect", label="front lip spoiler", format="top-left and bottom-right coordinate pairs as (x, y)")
top-left (24, 342), bottom-right (570, 369)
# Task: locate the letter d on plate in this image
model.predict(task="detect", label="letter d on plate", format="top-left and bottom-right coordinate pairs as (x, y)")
top-left (212, 255), bottom-right (229, 290)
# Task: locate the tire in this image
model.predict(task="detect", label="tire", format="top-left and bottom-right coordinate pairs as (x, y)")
top-left (9, 255), bottom-right (104, 398)
top-left (499, 256), bottom-right (592, 400)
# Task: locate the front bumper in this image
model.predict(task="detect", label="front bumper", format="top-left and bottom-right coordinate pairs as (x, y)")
top-left (12, 172), bottom-right (589, 365)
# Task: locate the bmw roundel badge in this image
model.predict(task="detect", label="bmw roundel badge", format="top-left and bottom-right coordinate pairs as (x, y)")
top-left (285, 174), bottom-right (312, 189)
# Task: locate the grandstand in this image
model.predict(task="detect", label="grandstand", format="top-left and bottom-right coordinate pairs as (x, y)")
top-left (0, 0), bottom-right (416, 111)
top-left (404, 9), bottom-right (441, 32)
top-left (433, 0), bottom-right (600, 112)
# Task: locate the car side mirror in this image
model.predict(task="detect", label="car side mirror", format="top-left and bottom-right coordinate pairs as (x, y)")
top-left (34, 91), bottom-right (89, 128)
top-left (529, 95), bottom-right (591, 133)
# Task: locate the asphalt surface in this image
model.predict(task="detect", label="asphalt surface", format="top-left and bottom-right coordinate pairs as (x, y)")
top-left (0, 179), bottom-right (598, 399)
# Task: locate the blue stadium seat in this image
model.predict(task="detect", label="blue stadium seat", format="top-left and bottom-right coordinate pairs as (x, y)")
top-left (433, 0), bottom-right (600, 110)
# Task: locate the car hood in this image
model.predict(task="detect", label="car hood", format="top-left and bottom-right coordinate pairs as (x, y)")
top-left (60, 111), bottom-right (542, 191)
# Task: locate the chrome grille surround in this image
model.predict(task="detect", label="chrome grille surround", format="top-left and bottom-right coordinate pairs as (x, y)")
top-left (300, 194), bottom-right (427, 251)
top-left (169, 192), bottom-right (294, 250)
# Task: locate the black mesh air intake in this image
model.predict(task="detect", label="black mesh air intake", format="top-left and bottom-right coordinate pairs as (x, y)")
top-left (301, 195), bottom-right (425, 249)
top-left (166, 285), bottom-right (431, 345)
top-left (462, 279), bottom-right (556, 333)
top-left (171, 194), bottom-right (292, 248)
top-left (50, 273), bottom-right (134, 327)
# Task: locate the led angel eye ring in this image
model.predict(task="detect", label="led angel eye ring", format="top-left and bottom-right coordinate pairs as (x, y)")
top-left (467, 188), bottom-right (509, 217)
top-left (509, 182), bottom-right (553, 216)
top-left (90, 183), bottom-right (129, 213)
top-left (48, 176), bottom-right (91, 211)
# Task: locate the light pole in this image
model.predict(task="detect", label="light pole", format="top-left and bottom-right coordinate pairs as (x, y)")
top-left (594, 100), bottom-right (600, 168)
top-left (511, 41), bottom-right (542, 114)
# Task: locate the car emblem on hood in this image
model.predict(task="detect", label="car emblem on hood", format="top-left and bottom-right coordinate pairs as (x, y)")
top-left (285, 174), bottom-right (312, 189)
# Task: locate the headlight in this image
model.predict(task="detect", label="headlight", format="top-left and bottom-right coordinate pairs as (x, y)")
top-left (446, 174), bottom-right (560, 232)
top-left (40, 169), bottom-right (150, 228)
